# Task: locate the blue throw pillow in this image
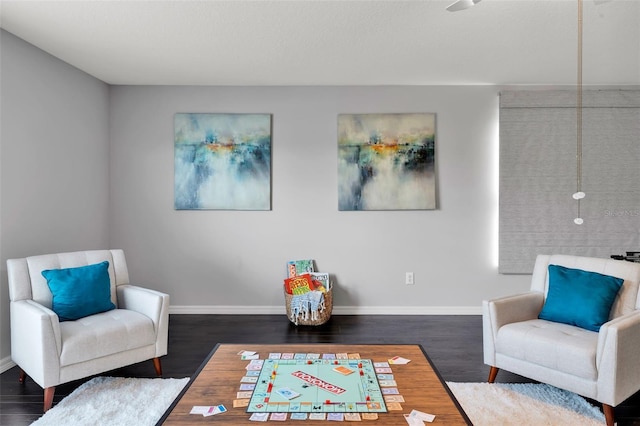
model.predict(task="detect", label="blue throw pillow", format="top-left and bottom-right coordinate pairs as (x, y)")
top-left (539, 264), bottom-right (624, 332)
top-left (42, 261), bottom-right (115, 321)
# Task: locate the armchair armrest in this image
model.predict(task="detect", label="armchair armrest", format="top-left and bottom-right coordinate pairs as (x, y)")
top-left (596, 311), bottom-right (640, 406)
top-left (9, 300), bottom-right (62, 388)
top-left (482, 292), bottom-right (544, 366)
top-left (116, 285), bottom-right (169, 356)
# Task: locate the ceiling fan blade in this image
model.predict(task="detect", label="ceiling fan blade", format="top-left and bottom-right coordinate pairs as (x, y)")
top-left (446, 0), bottom-right (482, 12)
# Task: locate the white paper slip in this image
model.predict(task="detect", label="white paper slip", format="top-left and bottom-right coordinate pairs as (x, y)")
top-left (404, 414), bottom-right (425, 425)
top-left (409, 409), bottom-right (436, 423)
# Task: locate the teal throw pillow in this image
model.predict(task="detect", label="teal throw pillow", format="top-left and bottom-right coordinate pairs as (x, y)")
top-left (539, 264), bottom-right (623, 332)
top-left (42, 261), bottom-right (115, 321)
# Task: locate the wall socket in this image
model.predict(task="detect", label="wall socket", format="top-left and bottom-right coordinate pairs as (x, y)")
top-left (405, 272), bottom-right (414, 285)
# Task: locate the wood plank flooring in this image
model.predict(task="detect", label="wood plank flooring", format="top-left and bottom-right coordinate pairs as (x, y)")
top-left (1, 314), bottom-right (639, 425)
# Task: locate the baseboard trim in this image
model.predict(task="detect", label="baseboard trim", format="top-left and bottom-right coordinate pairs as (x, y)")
top-left (169, 305), bottom-right (482, 315)
top-left (1, 356), bottom-right (16, 374)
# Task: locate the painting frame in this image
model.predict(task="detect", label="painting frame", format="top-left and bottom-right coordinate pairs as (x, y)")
top-left (338, 113), bottom-right (436, 211)
top-left (174, 113), bottom-right (272, 211)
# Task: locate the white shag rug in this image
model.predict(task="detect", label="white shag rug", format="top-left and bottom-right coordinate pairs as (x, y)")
top-left (447, 382), bottom-right (606, 425)
top-left (31, 376), bottom-right (189, 426)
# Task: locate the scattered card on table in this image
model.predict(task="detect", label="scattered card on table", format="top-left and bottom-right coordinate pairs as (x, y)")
top-left (309, 412), bottom-right (327, 420)
top-left (238, 350), bottom-right (256, 356)
top-left (270, 412), bottom-right (287, 421)
top-left (336, 353), bottom-right (348, 359)
top-left (404, 414), bottom-right (424, 426)
top-left (361, 413), bottom-right (378, 420)
top-left (269, 353), bottom-right (282, 359)
top-left (237, 391), bottom-right (253, 398)
top-left (389, 356), bottom-right (411, 364)
top-left (377, 374), bottom-right (394, 380)
top-left (306, 353), bottom-right (320, 359)
top-left (344, 412), bottom-right (362, 421)
top-left (378, 380), bottom-right (397, 387)
top-left (322, 353), bottom-right (337, 359)
top-left (409, 409), bottom-right (436, 423)
top-left (333, 366), bottom-right (354, 375)
top-left (189, 406), bottom-right (211, 415)
top-left (203, 405), bottom-right (227, 417)
top-left (249, 412), bottom-right (269, 422)
top-left (375, 367), bottom-right (393, 374)
top-left (290, 412), bottom-right (308, 420)
top-left (233, 399), bottom-right (250, 408)
top-left (381, 387), bottom-right (399, 394)
top-left (386, 402), bottom-right (403, 410)
top-left (373, 362), bottom-right (390, 368)
top-left (241, 376), bottom-right (258, 383)
top-left (282, 353), bottom-right (295, 359)
top-left (242, 353), bottom-right (260, 360)
top-left (384, 395), bottom-right (405, 403)
top-left (347, 353), bottom-right (361, 359)
top-left (239, 383), bottom-right (256, 391)
top-left (294, 353), bottom-right (307, 359)
top-left (327, 412), bottom-right (345, 421)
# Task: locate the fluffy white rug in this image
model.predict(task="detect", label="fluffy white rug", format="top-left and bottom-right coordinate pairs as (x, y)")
top-left (447, 382), bottom-right (606, 425)
top-left (31, 376), bottom-right (189, 426)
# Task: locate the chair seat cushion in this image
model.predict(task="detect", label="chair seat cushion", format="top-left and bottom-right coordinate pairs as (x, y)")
top-left (59, 309), bottom-right (156, 366)
top-left (495, 319), bottom-right (599, 380)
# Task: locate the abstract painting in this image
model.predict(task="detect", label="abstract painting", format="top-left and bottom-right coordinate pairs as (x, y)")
top-left (338, 113), bottom-right (436, 211)
top-left (174, 113), bottom-right (271, 210)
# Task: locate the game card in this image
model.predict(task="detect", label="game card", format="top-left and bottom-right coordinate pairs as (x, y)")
top-left (242, 354), bottom-right (260, 360)
top-left (327, 412), bottom-right (345, 421)
top-left (384, 395), bottom-right (405, 403)
top-left (386, 402), bottom-right (403, 411)
top-left (237, 391), bottom-right (253, 398)
top-left (378, 380), bottom-right (397, 387)
top-left (336, 353), bottom-right (348, 359)
top-left (347, 353), bottom-right (361, 359)
top-left (389, 356), bottom-right (411, 365)
top-left (404, 414), bottom-right (424, 426)
top-left (409, 409), bottom-right (436, 423)
top-left (269, 353), bottom-right (282, 359)
top-left (377, 374), bottom-right (394, 380)
top-left (282, 353), bottom-right (294, 359)
top-left (309, 413), bottom-right (327, 420)
top-left (290, 412), bottom-right (308, 420)
top-left (361, 413), bottom-right (378, 420)
top-left (241, 376), bottom-right (258, 383)
top-left (249, 412), bottom-right (269, 422)
top-left (322, 353), bottom-right (337, 359)
top-left (294, 353), bottom-right (307, 359)
top-left (333, 366), bottom-right (354, 375)
top-left (373, 362), bottom-right (390, 368)
top-left (276, 387), bottom-right (301, 400)
top-left (239, 383), bottom-right (256, 391)
top-left (233, 399), bottom-right (250, 408)
top-left (306, 353), bottom-right (320, 359)
top-left (381, 387), bottom-right (399, 394)
top-left (203, 405), bottom-right (227, 417)
top-left (344, 412), bottom-right (362, 421)
top-left (270, 412), bottom-right (287, 421)
top-left (375, 367), bottom-right (393, 374)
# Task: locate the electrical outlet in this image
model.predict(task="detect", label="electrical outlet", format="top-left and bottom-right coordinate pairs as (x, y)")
top-left (405, 272), bottom-right (414, 285)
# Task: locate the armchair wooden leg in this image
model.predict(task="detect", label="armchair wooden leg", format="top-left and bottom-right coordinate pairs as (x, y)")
top-left (152, 357), bottom-right (163, 377)
top-left (18, 368), bottom-right (26, 384)
top-left (44, 387), bottom-right (55, 412)
top-left (488, 366), bottom-right (499, 383)
top-left (602, 403), bottom-right (615, 426)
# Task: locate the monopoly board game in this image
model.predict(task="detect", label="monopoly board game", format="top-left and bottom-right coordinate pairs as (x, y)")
top-left (247, 357), bottom-right (387, 413)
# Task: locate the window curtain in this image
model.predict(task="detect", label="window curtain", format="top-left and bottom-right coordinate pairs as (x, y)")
top-left (499, 90), bottom-right (640, 273)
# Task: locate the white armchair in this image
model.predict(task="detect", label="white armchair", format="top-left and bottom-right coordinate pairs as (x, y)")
top-left (6, 249), bottom-right (169, 412)
top-left (483, 254), bottom-right (640, 426)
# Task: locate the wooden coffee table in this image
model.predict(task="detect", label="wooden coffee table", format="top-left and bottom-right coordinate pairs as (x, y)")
top-left (158, 344), bottom-right (470, 425)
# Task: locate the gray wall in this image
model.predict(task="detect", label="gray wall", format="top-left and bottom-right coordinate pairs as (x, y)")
top-left (0, 31), bottom-right (110, 366)
top-left (109, 85), bottom-right (529, 312)
top-left (0, 29), bottom-right (536, 368)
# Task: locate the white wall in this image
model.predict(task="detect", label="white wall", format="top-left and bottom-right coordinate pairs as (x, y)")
top-left (0, 31), bottom-right (110, 365)
top-left (109, 85), bottom-right (531, 313)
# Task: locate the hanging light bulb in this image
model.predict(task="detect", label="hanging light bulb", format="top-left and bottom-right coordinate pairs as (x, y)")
top-left (574, 0), bottom-right (585, 225)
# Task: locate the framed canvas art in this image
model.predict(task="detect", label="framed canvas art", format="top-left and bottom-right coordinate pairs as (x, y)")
top-left (174, 113), bottom-right (272, 210)
top-left (338, 113), bottom-right (436, 211)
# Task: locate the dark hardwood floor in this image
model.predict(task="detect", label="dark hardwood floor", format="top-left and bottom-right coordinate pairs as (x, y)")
top-left (1, 314), bottom-right (639, 425)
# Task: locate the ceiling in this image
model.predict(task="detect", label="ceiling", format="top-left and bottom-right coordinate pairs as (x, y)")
top-left (0, 0), bottom-right (638, 86)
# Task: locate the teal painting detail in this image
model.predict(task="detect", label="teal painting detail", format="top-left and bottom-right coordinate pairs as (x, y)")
top-left (338, 113), bottom-right (436, 211)
top-left (175, 113), bottom-right (272, 210)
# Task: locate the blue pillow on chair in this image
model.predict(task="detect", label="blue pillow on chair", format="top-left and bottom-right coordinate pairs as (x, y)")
top-left (539, 264), bottom-right (624, 332)
top-left (42, 261), bottom-right (116, 321)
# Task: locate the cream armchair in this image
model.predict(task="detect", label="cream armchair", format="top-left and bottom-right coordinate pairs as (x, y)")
top-left (7, 249), bottom-right (169, 412)
top-left (483, 254), bottom-right (640, 426)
